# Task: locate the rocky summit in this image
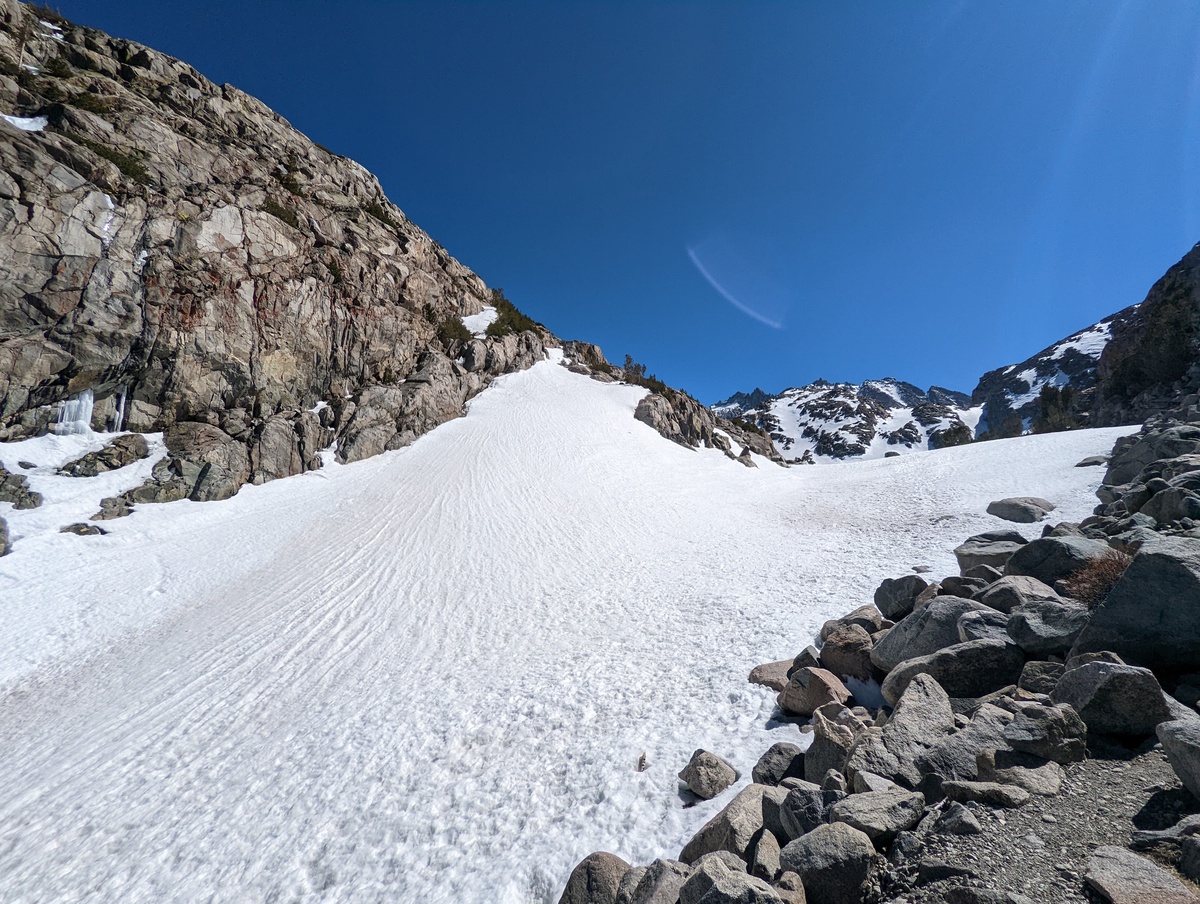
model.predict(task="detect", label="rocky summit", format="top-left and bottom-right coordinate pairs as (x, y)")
top-left (713, 378), bottom-right (978, 463)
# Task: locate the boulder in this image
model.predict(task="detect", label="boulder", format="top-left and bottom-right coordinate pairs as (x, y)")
top-left (629, 859), bottom-right (693, 904)
top-left (162, 422), bottom-right (253, 502)
top-left (914, 702), bottom-right (1015, 782)
top-left (870, 597), bottom-right (991, 673)
top-left (773, 872), bottom-right (807, 904)
top-left (0, 515), bottom-right (8, 556)
top-left (964, 563), bottom-right (1004, 582)
top-left (828, 789), bottom-right (925, 843)
top-left (748, 831), bottom-right (781, 884)
top-left (1017, 661), bottom-right (1065, 695)
top-left (1141, 487), bottom-right (1200, 525)
top-left (851, 771), bottom-right (899, 794)
top-left (976, 575), bottom-right (1063, 614)
top-left (778, 668), bottom-right (851, 717)
top-left (616, 867), bottom-right (648, 904)
top-left (845, 674), bottom-right (956, 788)
top-left (1006, 599), bottom-right (1091, 655)
top-left (942, 888), bottom-right (1036, 904)
top-left (1003, 536), bottom-right (1111, 585)
top-left (678, 852), bottom-right (785, 904)
top-left (752, 744), bottom-right (806, 787)
top-left (1158, 720), bottom-right (1200, 800)
top-left (953, 531), bottom-right (1029, 573)
top-left (976, 749), bottom-right (1064, 796)
top-left (819, 624), bottom-right (874, 682)
top-left (1085, 845), bottom-right (1200, 904)
top-left (879, 637), bottom-right (1025, 705)
top-left (804, 706), bottom-right (865, 784)
top-left (941, 780), bottom-right (1029, 808)
top-left (778, 823), bottom-right (876, 904)
top-left (1051, 662), bottom-right (1172, 737)
top-left (874, 574), bottom-right (930, 620)
top-left (749, 661), bottom-right (793, 693)
top-left (560, 852), bottom-right (631, 904)
top-left (1072, 536), bottom-right (1200, 670)
top-left (957, 609), bottom-right (1010, 643)
top-left (0, 465), bottom-right (42, 509)
top-left (987, 497), bottom-right (1055, 523)
top-left (681, 784), bottom-right (788, 864)
top-left (680, 750), bottom-right (739, 800)
top-left (58, 432), bottom-right (151, 476)
top-left (1002, 702), bottom-right (1087, 763)
top-left (788, 647), bottom-right (821, 678)
top-left (939, 575), bottom-right (990, 598)
top-left (779, 786), bottom-right (845, 841)
top-left (933, 801), bottom-right (983, 835)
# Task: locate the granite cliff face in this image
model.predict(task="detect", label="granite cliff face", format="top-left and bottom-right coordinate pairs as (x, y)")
top-left (0, 0), bottom-right (548, 495)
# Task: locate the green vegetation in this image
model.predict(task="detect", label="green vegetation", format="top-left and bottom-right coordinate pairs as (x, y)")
top-left (621, 354), bottom-right (670, 395)
top-left (279, 171), bottom-right (304, 197)
top-left (326, 259), bottom-right (343, 285)
top-left (437, 317), bottom-right (473, 346)
top-left (75, 136), bottom-right (149, 184)
top-left (484, 288), bottom-right (539, 338)
top-left (260, 197), bottom-right (299, 229)
top-left (730, 417), bottom-right (767, 437)
top-left (70, 90), bottom-right (111, 115)
top-left (363, 200), bottom-right (401, 231)
top-left (1032, 384), bottom-right (1079, 433)
top-left (43, 55), bottom-right (71, 78)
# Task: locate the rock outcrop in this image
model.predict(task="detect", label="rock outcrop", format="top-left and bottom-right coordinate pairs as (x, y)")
top-left (0, 0), bottom-right (551, 501)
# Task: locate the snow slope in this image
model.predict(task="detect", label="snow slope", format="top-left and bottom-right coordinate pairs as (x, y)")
top-left (0, 359), bottom-right (1130, 903)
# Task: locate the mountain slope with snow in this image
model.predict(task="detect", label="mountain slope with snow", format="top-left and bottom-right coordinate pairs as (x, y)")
top-left (713, 378), bottom-right (980, 463)
top-left (0, 358), bottom-right (1128, 903)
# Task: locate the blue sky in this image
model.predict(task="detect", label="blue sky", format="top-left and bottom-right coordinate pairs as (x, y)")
top-left (49, 1), bottom-right (1200, 403)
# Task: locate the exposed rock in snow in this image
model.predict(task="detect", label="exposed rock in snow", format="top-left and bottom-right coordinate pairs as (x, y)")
top-left (713, 378), bottom-right (979, 463)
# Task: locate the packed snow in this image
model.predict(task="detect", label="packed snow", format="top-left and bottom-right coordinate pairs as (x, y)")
top-left (0, 359), bottom-right (1130, 903)
top-left (461, 304), bottom-right (499, 337)
top-left (0, 114), bottom-right (48, 132)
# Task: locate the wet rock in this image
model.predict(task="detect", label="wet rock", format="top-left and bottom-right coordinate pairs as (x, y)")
top-left (680, 750), bottom-right (739, 800)
top-left (987, 497), bottom-right (1055, 523)
top-left (1051, 662), bottom-right (1172, 737)
top-left (559, 852), bottom-right (630, 904)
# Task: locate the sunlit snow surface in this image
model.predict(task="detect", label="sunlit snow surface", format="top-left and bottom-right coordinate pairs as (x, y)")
top-left (0, 359), bottom-right (1131, 903)
top-left (461, 304), bottom-right (499, 337)
top-left (0, 114), bottom-right (48, 132)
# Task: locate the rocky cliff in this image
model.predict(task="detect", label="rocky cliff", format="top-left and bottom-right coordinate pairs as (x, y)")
top-left (0, 0), bottom-right (549, 499)
top-left (972, 242), bottom-right (1200, 437)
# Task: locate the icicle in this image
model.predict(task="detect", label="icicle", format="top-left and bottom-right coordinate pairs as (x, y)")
top-left (112, 385), bottom-right (127, 432)
top-left (53, 389), bottom-right (94, 435)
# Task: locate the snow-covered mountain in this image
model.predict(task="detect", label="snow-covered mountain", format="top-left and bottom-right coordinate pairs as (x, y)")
top-left (713, 378), bottom-right (981, 463)
top-left (971, 306), bottom-right (1139, 437)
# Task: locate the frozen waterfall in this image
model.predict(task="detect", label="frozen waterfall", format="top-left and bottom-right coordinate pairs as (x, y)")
top-left (53, 389), bottom-right (94, 435)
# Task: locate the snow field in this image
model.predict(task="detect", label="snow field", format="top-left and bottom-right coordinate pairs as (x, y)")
top-left (0, 359), bottom-right (1131, 903)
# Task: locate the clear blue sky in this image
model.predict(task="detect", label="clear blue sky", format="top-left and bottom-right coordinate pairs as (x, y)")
top-left (46, 1), bottom-right (1200, 403)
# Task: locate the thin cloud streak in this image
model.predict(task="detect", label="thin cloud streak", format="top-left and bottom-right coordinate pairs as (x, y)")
top-left (686, 246), bottom-right (785, 330)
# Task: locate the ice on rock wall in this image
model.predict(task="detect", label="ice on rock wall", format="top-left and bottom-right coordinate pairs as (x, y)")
top-left (53, 389), bottom-right (94, 436)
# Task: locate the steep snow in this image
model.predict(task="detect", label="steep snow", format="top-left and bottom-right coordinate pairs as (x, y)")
top-left (461, 304), bottom-right (499, 337)
top-left (0, 359), bottom-right (1128, 903)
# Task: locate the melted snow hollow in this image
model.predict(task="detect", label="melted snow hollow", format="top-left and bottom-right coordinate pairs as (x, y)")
top-left (0, 359), bottom-right (1129, 903)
